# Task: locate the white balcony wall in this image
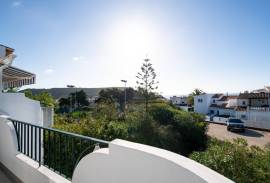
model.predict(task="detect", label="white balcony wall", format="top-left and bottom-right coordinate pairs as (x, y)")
top-left (0, 93), bottom-right (43, 125)
top-left (73, 139), bottom-right (233, 183)
top-left (0, 117), bottom-right (70, 183)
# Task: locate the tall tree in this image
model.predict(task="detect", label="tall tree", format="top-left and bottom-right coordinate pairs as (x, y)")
top-left (136, 58), bottom-right (159, 113)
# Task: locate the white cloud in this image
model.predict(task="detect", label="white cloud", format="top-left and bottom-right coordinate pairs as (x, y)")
top-left (12, 1), bottom-right (22, 7)
top-left (44, 69), bottom-right (54, 74)
top-left (72, 56), bottom-right (85, 61)
top-left (72, 56), bottom-right (89, 64)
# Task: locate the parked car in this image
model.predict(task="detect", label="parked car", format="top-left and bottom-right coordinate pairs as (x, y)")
top-left (226, 118), bottom-right (245, 132)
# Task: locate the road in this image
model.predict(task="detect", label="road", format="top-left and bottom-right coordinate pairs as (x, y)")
top-left (207, 123), bottom-right (270, 147)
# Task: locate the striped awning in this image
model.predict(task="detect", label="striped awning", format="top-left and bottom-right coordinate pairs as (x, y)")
top-left (1, 64), bottom-right (36, 89)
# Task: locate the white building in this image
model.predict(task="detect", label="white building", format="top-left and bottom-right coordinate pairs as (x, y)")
top-left (0, 44), bottom-right (233, 183)
top-left (194, 94), bottom-right (214, 114)
top-left (170, 96), bottom-right (188, 106)
top-left (194, 89), bottom-right (270, 130)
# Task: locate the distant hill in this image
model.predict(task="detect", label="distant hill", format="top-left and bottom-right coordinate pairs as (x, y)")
top-left (21, 87), bottom-right (124, 99)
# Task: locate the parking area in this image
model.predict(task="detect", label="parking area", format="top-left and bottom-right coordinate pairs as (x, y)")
top-left (207, 123), bottom-right (270, 147)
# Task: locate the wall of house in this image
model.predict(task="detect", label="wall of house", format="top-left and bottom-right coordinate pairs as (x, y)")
top-left (0, 45), bottom-right (6, 59)
top-left (0, 93), bottom-right (43, 125)
top-left (213, 116), bottom-right (228, 124)
top-left (194, 94), bottom-right (214, 114)
top-left (0, 116), bottom-right (70, 183)
top-left (72, 139), bottom-right (233, 183)
top-left (236, 111), bottom-right (270, 129)
top-left (250, 98), bottom-right (269, 107)
top-left (209, 108), bottom-right (235, 117)
top-left (227, 99), bottom-right (237, 107)
top-left (237, 99), bottom-right (249, 107)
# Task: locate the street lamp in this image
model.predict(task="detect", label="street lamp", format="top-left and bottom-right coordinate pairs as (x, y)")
top-left (121, 80), bottom-right (127, 110)
top-left (67, 85), bottom-right (76, 112)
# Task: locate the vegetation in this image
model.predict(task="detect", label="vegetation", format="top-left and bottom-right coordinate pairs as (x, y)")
top-left (136, 58), bottom-right (159, 113)
top-left (98, 87), bottom-right (136, 112)
top-left (54, 99), bottom-right (208, 156)
top-left (57, 90), bottom-right (90, 113)
top-left (190, 138), bottom-right (270, 183)
top-left (24, 90), bottom-right (56, 107)
top-left (23, 59), bottom-right (270, 182)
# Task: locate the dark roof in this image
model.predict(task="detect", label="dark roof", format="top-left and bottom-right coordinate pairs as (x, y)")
top-left (238, 92), bottom-right (270, 99)
top-left (212, 94), bottom-right (223, 98)
top-left (218, 96), bottom-right (238, 101)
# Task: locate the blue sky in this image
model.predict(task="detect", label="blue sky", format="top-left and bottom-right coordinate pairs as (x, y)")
top-left (1, 0), bottom-right (270, 95)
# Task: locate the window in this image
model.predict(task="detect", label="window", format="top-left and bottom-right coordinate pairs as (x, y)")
top-left (198, 98), bottom-right (203, 103)
top-left (242, 101), bottom-right (246, 105)
top-left (213, 99), bottom-right (215, 103)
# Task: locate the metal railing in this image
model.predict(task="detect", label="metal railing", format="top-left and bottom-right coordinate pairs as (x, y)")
top-left (11, 119), bottom-right (109, 179)
top-left (248, 106), bottom-right (270, 111)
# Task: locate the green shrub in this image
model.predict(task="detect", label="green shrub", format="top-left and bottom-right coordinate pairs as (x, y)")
top-left (54, 102), bottom-right (208, 156)
top-left (190, 138), bottom-right (270, 183)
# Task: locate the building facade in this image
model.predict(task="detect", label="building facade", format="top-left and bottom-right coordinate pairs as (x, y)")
top-left (194, 88), bottom-right (270, 129)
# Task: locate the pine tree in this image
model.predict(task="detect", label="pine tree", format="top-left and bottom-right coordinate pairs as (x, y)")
top-left (136, 58), bottom-right (159, 113)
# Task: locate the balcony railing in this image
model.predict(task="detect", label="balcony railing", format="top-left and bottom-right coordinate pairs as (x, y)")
top-left (11, 119), bottom-right (109, 179)
top-left (248, 106), bottom-right (270, 111)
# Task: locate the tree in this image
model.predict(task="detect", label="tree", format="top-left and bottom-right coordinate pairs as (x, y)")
top-left (72, 90), bottom-right (89, 108)
top-left (25, 90), bottom-right (56, 107)
top-left (98, 87), bottom-right (135, 111)
top-left (187, 88), bottom-right (204, 106)
top-left (58, 98), bottom-right (71, 113)
top-left (136, 58), bottom-right (159, 113)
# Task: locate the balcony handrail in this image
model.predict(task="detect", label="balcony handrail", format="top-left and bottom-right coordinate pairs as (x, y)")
top-left (8, 118), bottom-right (109, 144)
top-left (9, 118), bottom-right (109, 179)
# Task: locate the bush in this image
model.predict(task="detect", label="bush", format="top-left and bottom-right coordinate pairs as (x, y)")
top-left (190, 138), bottom-right (270, 183)
top-left (54, 102), bottom-right (208, 156)
top-left (148, 103), bottom-right (208, 155)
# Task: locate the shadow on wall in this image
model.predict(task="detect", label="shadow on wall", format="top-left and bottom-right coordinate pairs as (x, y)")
top-left (72, 139), bottom-right (234, 183)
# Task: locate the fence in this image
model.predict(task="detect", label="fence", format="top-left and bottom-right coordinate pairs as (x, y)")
top-left (11, 119), bottom-right (109, 179)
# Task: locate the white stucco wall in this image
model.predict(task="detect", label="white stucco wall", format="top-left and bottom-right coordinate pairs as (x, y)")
top-left (0, 92), bottom-right (43, 125)
top-left (72, 139), bottom-right (233, 183)
top-left (0, 116), bottom-right (70, 183)
top-left (236, 111), bottom-right (270, 129)
top-left (42, 107), bottom-right (54, 127)
top-left (209, 108), bottom-right (236, 117)
top-left (227, 99), bottom-right (237, 107)
top-left (213, 116), bottom-right (228, 124)
top-left (194, 94), bottom-right (214, 114)
top-left (237, 99), bottom-right (249, 107)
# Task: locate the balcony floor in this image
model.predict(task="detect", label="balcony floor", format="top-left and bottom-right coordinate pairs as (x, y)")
top-left (0, 166), bottom-right (15, 183)
top-left (0, 169), bottom-right (14, 183)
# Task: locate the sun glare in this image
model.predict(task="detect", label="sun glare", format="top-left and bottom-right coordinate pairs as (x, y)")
top-left (105, 18), bottom-right (159, 59)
